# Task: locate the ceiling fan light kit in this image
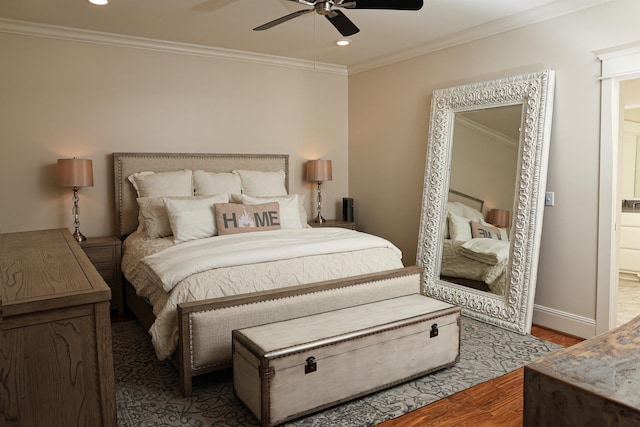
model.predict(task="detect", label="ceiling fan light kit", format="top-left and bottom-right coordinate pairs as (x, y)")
top-left (88, 0), bottom-right (109, 5)
top-left (254, 0), bottom-right (423, 37)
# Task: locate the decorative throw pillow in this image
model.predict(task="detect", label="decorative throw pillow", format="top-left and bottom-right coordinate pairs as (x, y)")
top-left (233, 169), bottom-right (287, 196)
top-left (164, 193), bottom-right (229, 243)
top-left (471, 221), bottom-right (505, 240)
top-left (193, 170), bottom-right (242, 196)
top-left (128, 169), bottom-right (193, 197)
top-left (215, 202), bottom-right (281, 235)
top-left (448, 211), bottom-right (473, 241)
top-left (241, 194), bottom-right (307, 229)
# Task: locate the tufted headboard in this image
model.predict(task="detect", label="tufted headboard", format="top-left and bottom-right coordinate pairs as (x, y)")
top-left (448, 189), bottom-right (484, 214)
top-left (113, 152), bottom-right (289, 238)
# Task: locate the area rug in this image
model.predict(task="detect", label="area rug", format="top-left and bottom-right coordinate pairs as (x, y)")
top-left (113, 317), bottom-right (561, 426)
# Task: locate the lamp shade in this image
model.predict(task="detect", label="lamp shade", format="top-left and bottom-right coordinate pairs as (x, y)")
top-left (56, 158), bottom-right (94, 187)
top-left (306, 159), bottom-right (332, 182)
top-left (487, 209), bottom-right (510, 228)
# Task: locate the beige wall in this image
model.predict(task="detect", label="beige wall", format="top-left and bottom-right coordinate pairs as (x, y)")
top-left (0, 32), bottom-right (349, 237)
top-left (450, 118), bottom-right (518, 213)
top-left (349, 0), bottom-right (639, 337)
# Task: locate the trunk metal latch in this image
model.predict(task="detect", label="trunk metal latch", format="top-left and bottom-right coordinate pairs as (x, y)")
top-left (305, 356), bottom-right (317, 374)
top-left (430, 323), bottom-right (439, 338)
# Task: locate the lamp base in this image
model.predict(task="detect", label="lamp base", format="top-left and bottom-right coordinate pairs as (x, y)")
top-left (314, 215), bottom-right (326, 224)
top-left (73, 229), bottom-right (87, 242)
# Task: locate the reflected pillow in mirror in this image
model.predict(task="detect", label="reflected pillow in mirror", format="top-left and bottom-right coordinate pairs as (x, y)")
top-left (448, 211), bottom-right (473, 241)
top-left (471, 221), bottom-right (507, 240)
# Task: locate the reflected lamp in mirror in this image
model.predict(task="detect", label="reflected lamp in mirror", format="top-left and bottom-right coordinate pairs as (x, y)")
top-left (306, 159), bottom-right (332, 223)
top-left (487, 209), bottom-right (510, 228)
top-left (57, 158), bottom-right (94, 242)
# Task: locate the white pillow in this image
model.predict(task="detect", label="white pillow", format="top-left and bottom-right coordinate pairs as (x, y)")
top-left (462, 205), bottom-right (484, 221)
top-left (448, 211), bottom-right (473, 242)
top-left (137, 197), bottom-right (173, 238)
top-left (234, 169), bottom-right (287, 196)
top-left (128, 169), bottom-right (193, 197)
top-left (446, 201), bottom-right (466, 218)
top-left (193, 170), bottom-right (242, 196)
top-left (164, 193), bottom-right (229, 243)
top-left (241, 194), bottom-right (307, 229)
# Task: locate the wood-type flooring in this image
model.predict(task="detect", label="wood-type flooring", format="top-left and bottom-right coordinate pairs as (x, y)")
top-left (377, 325), bottom-right (584, 427)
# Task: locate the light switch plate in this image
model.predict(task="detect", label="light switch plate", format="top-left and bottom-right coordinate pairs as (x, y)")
top-left (545, 192), bottom-right (555, 206)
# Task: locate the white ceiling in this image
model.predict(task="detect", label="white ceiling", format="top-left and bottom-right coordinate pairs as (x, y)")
top-left (0, 0), bottom-right (611, 73)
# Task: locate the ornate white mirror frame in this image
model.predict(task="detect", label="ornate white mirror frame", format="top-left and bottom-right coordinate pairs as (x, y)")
top-left (417, 69), bottom-right (556, 334)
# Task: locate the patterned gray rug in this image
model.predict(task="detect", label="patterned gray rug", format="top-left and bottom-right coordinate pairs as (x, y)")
top-left (113, 317), bottom-right (561, 426)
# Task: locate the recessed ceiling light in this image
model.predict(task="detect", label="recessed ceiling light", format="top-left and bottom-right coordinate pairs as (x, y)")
top-left (89, 0), bottom-right (109, 5)
top-left (336, 39), bottom-right (351, 47)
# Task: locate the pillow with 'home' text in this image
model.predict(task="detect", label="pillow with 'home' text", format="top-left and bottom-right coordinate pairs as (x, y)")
top-left (471, 221), bottom-right (506, 240)
top-left (215, 202), bottom-right (281, 235)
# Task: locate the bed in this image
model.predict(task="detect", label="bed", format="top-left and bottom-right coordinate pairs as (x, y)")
top-left (113, 152), bottom-right (422, 396)
top-left (440, 190), bottom-right (509, 295)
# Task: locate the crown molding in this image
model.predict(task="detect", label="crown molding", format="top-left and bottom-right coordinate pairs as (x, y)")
top-left (0, 18), bottom-right (347, 76)
top-left (456, 115), bottom-right (519, 149)
top-left (349, 0), bottom-right (614, 75)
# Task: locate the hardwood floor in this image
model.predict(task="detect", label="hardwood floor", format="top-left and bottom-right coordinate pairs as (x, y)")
top-left (377, 325), bottom-right (583, 427)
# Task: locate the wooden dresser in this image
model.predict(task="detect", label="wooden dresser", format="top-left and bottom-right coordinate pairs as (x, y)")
top-left (0, 228), bottom-right (116, 426)
top-left (524, 314), bottom-right (640, 426)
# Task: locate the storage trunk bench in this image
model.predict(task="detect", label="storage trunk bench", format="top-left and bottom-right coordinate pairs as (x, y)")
top-left (232, 294), bottom-right (461, 426)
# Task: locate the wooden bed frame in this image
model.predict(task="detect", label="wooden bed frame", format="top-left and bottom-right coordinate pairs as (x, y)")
top-left (113, 152), bottom-right (424, 396)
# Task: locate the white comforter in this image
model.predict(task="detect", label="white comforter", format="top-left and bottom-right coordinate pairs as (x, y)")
top-left (459, 238), bottom-right (510, 265)
top-left (142, 228), bottom-right (402, 292)
top-left (122, 228), bottom-right (404, 360)
top-left (440, 238), bottom-right (509, 295)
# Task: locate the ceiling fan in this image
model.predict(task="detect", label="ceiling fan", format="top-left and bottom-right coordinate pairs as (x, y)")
top-left (253, 0), bottom-right (424, 37)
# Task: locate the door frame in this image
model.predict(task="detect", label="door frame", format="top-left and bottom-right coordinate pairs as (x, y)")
top-left (596, 42), bottom-right (640, 335)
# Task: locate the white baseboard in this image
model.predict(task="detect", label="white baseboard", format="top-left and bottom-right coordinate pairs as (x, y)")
top-left (532, 304), bottom-right (596, 339)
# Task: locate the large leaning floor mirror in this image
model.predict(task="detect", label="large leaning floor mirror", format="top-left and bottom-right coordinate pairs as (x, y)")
top-left (417, 70), bottom-right (556, 334)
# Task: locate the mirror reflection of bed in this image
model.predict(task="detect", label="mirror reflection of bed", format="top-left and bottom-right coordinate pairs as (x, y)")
top-left (440, 190), bottom-right (511, 295)
top-left (439, 105), bottom-right (521, 296)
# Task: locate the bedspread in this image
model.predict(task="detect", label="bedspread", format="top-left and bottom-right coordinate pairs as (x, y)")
top-left (122, 228), bottom-right (404, 360)
top-left (440, 239), bottom-right (507, 294)
top-left (142, 228), bottom-right (403, 292)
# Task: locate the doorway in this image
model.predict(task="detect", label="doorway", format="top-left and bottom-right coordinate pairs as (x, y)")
top-left (617, 81), bottom-right (640, 326)
top-left (596, 43), bottom-right (640, 334)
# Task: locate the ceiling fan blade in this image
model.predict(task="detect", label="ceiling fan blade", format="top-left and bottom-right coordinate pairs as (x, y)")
top-left (325, 10), bottom-right (359, 36)
top-left (253, 8), bottom-right (314, 31)
top-left (351, 0), bottom-right (423, 10)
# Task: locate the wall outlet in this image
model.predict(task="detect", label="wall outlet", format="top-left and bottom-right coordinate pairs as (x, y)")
top-left (545, 191), bottom-right (555, 206)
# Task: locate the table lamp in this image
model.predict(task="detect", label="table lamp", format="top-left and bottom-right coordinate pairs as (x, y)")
top-left (487, 209), bottom-right (510, 228)
top-left (306, 159), bottom-right (332, 223)
top-left (57, 158), bottom-right (94, 242)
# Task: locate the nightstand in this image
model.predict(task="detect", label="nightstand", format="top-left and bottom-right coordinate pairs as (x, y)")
top-left (308, 220), bottom-right (356, 230)
top-left (80, 236), bottom-right (123, 315)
